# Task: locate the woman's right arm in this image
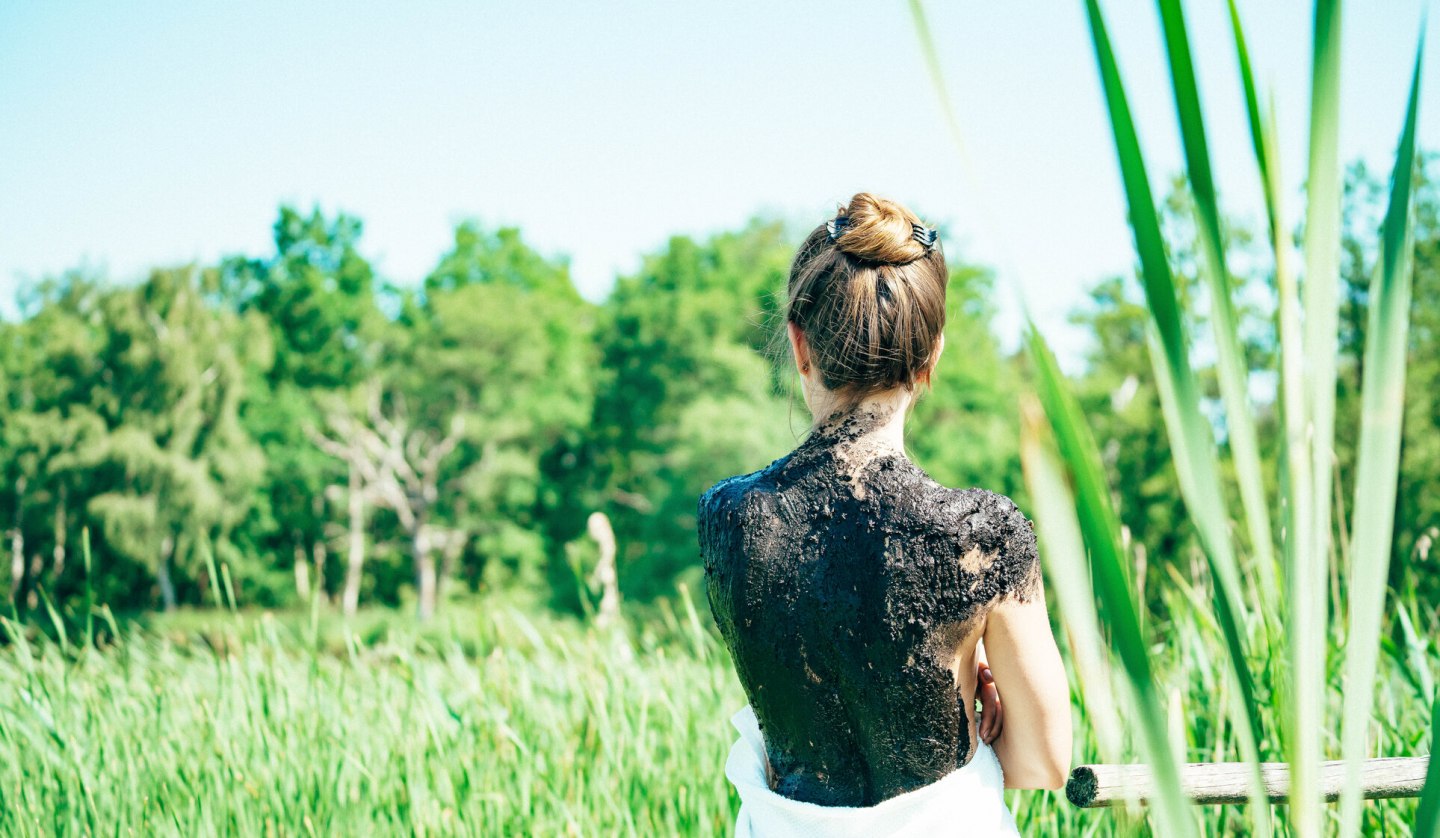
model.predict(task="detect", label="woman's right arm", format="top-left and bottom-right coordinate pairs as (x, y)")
top-left (982, 582), bottom-right (1071, 790)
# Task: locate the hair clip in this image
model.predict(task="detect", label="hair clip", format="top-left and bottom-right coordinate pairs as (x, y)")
top-left (828, 216), bottom-right (939, 252)
top-left (912, 224), bottom-right (938, 250)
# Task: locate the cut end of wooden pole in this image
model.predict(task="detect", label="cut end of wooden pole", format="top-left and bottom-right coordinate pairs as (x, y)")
top-left (1066, 765), bottom-right (1101, 808)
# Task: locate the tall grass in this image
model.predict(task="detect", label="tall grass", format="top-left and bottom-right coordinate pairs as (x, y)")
top-left (0, 603), bottom-right (742, 837)
top-left (4, 591), bottom-right (1436, 835)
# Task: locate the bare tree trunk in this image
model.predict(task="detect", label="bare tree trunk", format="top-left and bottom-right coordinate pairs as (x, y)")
top-left (157, 534), bottom-right (177, 612)
top-left (435, 529), bottom-right (464, 602)
top-left (9, 476), bottom-right (25, 607)
top-left (342, 464), bottom-right (366, 616)
top-left (293, 542), bottom-right (311, 601)
top-left (311, 538), bottom-right (327, 602)
top-left (52, 486), bottom-right (67, 579)
top-left (588, 511), bottom-right (621, 628)
top-left (310, 494), bottom-right (328, 602)
top-left (26, 550), bottom-right (42, 609)
top-left (313, 388), bottom-right (464, 623)
top-left (414, 525), bottom-right (437, 621)
top-left (7, 531), bottom-right (21, 608)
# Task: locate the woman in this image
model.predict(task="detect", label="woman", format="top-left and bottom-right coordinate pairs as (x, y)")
top-left (698, 194), bottom-right (1071, 836)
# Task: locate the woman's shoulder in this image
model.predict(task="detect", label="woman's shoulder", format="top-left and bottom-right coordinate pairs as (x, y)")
top-left (697, 454), bottom-right (792, 522)
top-left (696, 459), bottom-right (794, 580)
top-left (926, 484), bottom-right (1041, 602)
top-left (945, 487), bottom-right (1032, 532)
top-left (904, 467), bottom-right (1028, 533)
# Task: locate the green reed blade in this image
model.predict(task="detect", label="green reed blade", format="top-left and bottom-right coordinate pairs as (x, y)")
top-left (1293, 2), bottom-right (1343, 831)
top-left (1337, 32), bottom-right (1424, 835)
top-left (1156, 0), bottom-right (1276, 619)
top-left (1226, 0), bottom-right (1312, 641)
top-left (38, 588), bottom-right (68, 655)
top-left (1019, 395), bottom-right (1123, 765)
top-left (1397, 603), bottom-right (1436, 702)
top-left (1083, 0), bottom-right (1246, 620)
top-left (201, 539), bottom-right (224, 610)
top-left (1227, 14), bottom-right (1323, 826)
top-left (1083, 0), bottom-right (1265, 824)
top-left (906, 0), bottom-right (968, 157)
top-left (1026, 322), bottom-right (1195, 836)
top-left (1225, 2), bottom-right (1305, 461)
top-left (82, 527), bottom-right (93, 650)
top-left (1226, 0), bottom-right (1270, 192)
top-left (1154, 5), bottom-right (1277, 825)
top-left (1418, 695), bottom-right (1440, 836)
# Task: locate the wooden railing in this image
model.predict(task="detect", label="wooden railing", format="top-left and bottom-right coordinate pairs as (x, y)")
top-left (1066, 758), bottom-right (1431, 808)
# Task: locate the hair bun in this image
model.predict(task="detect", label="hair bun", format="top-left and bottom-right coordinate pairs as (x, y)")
top-left (832, 193), bottom-right (930, 265)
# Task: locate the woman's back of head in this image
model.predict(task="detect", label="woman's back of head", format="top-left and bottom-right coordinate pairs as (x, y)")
top-left (786, 193), bottom-right (948, 403)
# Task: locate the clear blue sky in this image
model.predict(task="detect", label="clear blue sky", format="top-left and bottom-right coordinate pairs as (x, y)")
top-left (2, 1), bottom-right (1435, 360)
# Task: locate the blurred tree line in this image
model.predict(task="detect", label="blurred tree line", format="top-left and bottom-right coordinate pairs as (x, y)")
top-left (2, 158), bottom-right (1437, 619)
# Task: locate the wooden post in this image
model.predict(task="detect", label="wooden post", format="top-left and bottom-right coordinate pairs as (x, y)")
top-left (587, 511), bottom-right (620, 628)
top-left (342, 463), bottom-right (366, 616)
top-left (293, 543), bottom-right (311, 601)
top-left (1066, 757), bottom-right (1431, 807)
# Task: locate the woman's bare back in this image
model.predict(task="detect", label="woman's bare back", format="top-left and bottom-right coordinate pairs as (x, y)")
top-left (699, 411), bottom-right (1041, 806)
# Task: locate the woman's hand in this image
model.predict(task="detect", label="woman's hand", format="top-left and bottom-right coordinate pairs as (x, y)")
top-left (977, 660), bottom-right (1002, 744)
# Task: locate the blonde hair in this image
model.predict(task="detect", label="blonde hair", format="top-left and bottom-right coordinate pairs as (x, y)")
top-left (785, 193), bottom-right (948, 401)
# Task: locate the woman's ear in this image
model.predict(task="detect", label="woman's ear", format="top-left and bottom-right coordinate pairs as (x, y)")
top-left (787, 321), bottom-right (811, 376)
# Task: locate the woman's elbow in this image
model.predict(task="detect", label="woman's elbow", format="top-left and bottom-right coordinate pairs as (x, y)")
top-left (1001, 723), bottom-right (1072, 790)
top-left (1041, 718), bottom-right (1075, 788)
top-left (1004, 770), bottom-right (1066, 791)
top-left (1008, 750), bottom-right (1069, 790)
top-left (1005, 756), bottom-right (1070, 791)
top-left (1035, 748), bottom-right (1071, 790)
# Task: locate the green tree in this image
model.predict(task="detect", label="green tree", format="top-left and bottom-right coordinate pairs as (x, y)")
top-left (590, 220), bottom-right (796, 601)
top-left (0, 273), bottom-right (109, 606)
top-left (218, 207), bottom-right (384, 605)
top-left (907, 262), bottom-right (1023, 500)
top-left (338, 222), bottom-right (598, 612)
top-left (82, 267), bottom-right (266, 609)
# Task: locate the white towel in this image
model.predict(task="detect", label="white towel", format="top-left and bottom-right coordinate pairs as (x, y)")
top-left (726, 706), bottom-right (1021, 838)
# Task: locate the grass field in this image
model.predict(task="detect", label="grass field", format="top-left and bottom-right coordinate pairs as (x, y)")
top-left (1, 591), bottom-right (1435, 836)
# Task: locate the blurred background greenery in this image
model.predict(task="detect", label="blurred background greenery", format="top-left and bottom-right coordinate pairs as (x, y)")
top-left (3, 161), bottom-right (1437, 623)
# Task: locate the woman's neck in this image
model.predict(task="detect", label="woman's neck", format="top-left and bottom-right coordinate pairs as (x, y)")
top-left (807, 389), bottom-right (913, 458)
